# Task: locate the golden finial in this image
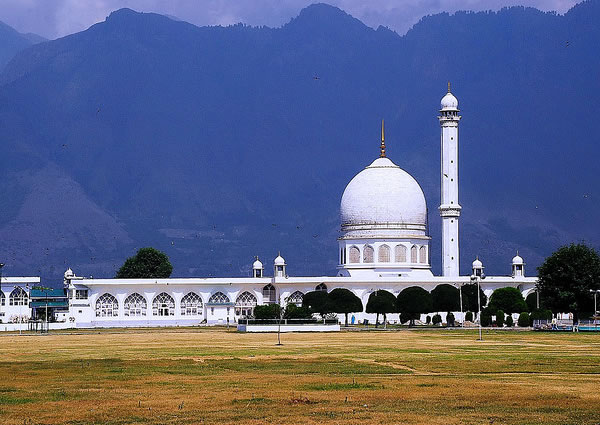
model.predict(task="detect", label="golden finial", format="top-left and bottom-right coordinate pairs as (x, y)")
top-left (447, 81), bottom-right (451, 93)
top-left (379, 119), bottom-right (386, 158)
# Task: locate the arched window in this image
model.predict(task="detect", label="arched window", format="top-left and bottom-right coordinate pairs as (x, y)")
top-left (349, 246), bottom-right (360, 263)
top-left (315, 283), bottom-right (327, 292)
top-left (419, 246), bottom-right (427, 263)
top-left (96, 293), bottom-right (118, 317)
top-left (395, 245), bottom-right (407, 262)
top-left (286, 291), bottom-right (304, 306)
top-left (363, 245), bottom-right (374, 263)
top-left (181, 292), bottom-right (203, 316)
top-left (235, 291), bottom-right (257, 316)
top-left (124, 293), bottom-right (147, 317)
top-left (378, 245), bottom-right (390, 262)
top-left (152, 292), bottom-right (175, 316)
top-left (411, 245), bottom-right (418, 263)
top-left (0, 291), bottom-right (4, 306)
top-left (209, 291), bottom-right (230, 304)
top-left (9, 287), bottom-right (28, 306)
top-left (262, 284), bottom-right (276, 303)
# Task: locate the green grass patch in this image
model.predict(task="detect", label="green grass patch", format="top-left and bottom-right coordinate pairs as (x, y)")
top-left (303, 382), bottom-right (383, 391)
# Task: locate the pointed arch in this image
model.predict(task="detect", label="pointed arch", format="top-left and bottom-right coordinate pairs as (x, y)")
top-left (287, 290), bottom-right (304, 306)
top-left (152, 292), bottom-right (175, 316)
top-left (315, 283), bottom-right (328, 292)
top-left (96, 293), bottom-right (118, 317)
top-left (124, 293), bottom-right (147, 317)
top-left (181, 292), bottom-right (203, 316)
top-left (378, 245), bottom-right (390, 262)
top-left (349, 246), bottom-right (360, 263)
top-left (395, 244), bottom-right (407, 262)
top-left (262, 283), bottom-right (276, 303)
top-left (236, 291), bottom-right (257, 307)
top-left (363, 245), bottom-right (374, 263)
top-left (208, 291), bottom-right (230, 304)
top-left (9, 287), bottom-right (28, 306)
top-left (419, 246), bottom-right (427, 263)
top-left (411, 245), bottom-right (418, 263)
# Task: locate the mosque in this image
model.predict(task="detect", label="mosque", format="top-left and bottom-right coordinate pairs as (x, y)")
top-left (1, 87), bottom-right (538, 328)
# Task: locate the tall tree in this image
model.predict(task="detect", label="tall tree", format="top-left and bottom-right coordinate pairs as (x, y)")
top-left (488, 287), bottom-right (527, 314)
top-left (328, 288), bottom-right (363, 326)
top-left (115, 247), bottom-right (172, 278)
top-left (461, 283), bottom-right (488, 313)
top-left (537, 243), bottom-right (600, 322)
top-left (302, 290), bottom-right (330, 318)
top-left (431, 284), bottom-right (460, 313)
top-left (366, 290), bottom-right (397, 327)
top-left (397, 286), bottom-right (433, 326)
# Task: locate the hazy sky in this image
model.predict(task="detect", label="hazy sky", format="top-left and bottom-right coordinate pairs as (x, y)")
top-left (0, 0), bottom-right (579, 39)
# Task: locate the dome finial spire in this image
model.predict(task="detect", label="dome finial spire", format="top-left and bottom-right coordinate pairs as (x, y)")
top-left (447, 81), bottom-right (451, 93)
top-left (379, 119), bottom-right (386, 158)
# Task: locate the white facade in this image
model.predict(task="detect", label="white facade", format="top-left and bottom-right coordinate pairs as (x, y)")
top-left (0, 277), bottom-right (40, 326)
top-left (4, 88), bottom-right (539, 329)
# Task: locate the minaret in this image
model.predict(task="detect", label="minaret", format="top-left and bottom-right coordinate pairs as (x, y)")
top-left (439, 83), bottom-right (461, 277)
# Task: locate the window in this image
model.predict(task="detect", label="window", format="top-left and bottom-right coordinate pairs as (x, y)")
top-left (124, 293), bottom-right (147, 317)
top-left (9, 287), bottom-right (28, 306)
top-left (181, 292), bottom-right (202, 316)
top-left (411, 245), bottom-right (418, 263)
top-left (0, 292), bottom-right (4, 306)
top-left (95, 293), bottom-right (118, 317)
top-left (235, 291), bottom-right (257, 317)
top-left (419, 246), bottom-right (427, 263)
top-left (152, 292), bottom-right (175, 316)
top-left (286, 291), bottom-right (304, 307)
top-left (209, 292), bottom-right (230, 304)
top-left (315, 283), bottom-right (327, 292)
top-left (262, 284), bottom-right (276, 303)
top-left (349, 246), bottom-right (360, 263)
top-left (378, 245), bottom-right (390, 262)
top-left (75, 289), bottom-right (88, 300)
top-left (363, 245), bottom-right (374, 263)
top-left (395, 245), bottom-right (407, 262)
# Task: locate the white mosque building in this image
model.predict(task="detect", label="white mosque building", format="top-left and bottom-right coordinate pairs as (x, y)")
top-left (46, 87), bottom-right (536, 327)
top-left (52, 87), bottom-right (539, 328)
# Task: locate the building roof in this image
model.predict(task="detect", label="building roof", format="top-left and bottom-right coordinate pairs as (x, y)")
top-left (29, 288), bottom-right (67, 299)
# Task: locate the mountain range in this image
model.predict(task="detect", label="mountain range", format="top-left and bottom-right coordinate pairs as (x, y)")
top-left (0, 1), bottom-right (598, 283)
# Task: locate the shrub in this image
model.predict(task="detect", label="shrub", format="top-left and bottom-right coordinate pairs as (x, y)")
top-left (432, 314), bottom-right (442, 325)
top-left (529, 309), bottom-right (553, 326)
top-left (426, 315), bottom-right (431, 324)
top-left (446, 312), bottom-right (455, 327)
top-left (284, 304), bottom-right (311, 319)
top-left (480, 311), bottom-right (492, 327)
top-left (517, 312), bottom-right (530, 327)
top-left (505, 315), bottom-right (514, 327)
top-left (254, 304), bottom-right (281, 319)
top-left (465, 311), bottom-right (474, 322)
top-left (400, 311), bottom-right (417, 324)
top-left (495, 309), bottom-right (505, 327)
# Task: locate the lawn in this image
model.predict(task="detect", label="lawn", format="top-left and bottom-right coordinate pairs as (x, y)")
top-left (0, 328), bottom-right (599, 424)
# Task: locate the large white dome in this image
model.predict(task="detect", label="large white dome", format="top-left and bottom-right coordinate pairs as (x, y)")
top-left (340, 157), bottom-right (427, 234)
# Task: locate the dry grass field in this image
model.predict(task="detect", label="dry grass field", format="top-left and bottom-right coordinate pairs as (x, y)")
top-left (0, 328), bottom-right (599, 424)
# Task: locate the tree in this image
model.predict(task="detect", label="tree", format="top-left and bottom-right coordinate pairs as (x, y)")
top-left (284, 304), bottom-right (311, 320)
top-left (446, 312), bottom-right (455, 327)
top-left (495, 309), bottom-right (505, 327)
top-left (366, 290), bottom-right (397, 328)
top-left (505, 315), bottom-right (514, 327)
top-left (254, 304), bottom-right (281, 320)
top-left (461, 283), bottom-right (488, 312)
top-left (431, 284), bottom-right (460, 313)
top-left (525, 292), bottom-right (540, 311)
top-left (302, 290), bottom-right (330, 317)
top-left (397, 286), bottom-right (433, 326)
top-left (480, 310), bottom-right (492, 327)
top-left (465, 311), bottom-right (474, 322)
top-left (517, 312), bottom-right (530, 327)
top-left (116, 247), bottom-right (172, 278)
top-left (328, 288), bottom-right (363, 327)
top-left (537, 243), bottom-right (600, 322)
top-left (431, 314), bottom-right (442, 326)
top-left (488, 287), bottom-right (527, 314)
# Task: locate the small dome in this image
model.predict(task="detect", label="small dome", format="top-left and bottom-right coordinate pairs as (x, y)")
top-left (472, 258), bottom-right (483, 269)
top-left (64, 268), bottom-right (74, 278)
top-left (252, 258), bottom-right (263, 269)
top-left (274, 254), bottom-right (286, 266)
top-left (340, 157), bottom-right (427, 233)
top-left (512, 254), bottom-right (524, 265)
top-left (441, 92), bottom-right (458, 110)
